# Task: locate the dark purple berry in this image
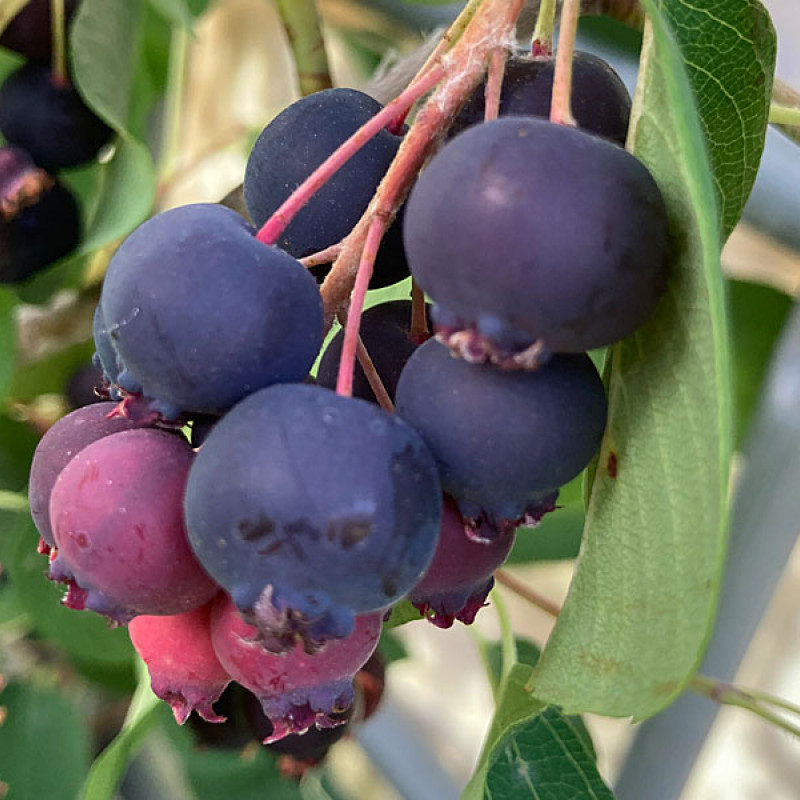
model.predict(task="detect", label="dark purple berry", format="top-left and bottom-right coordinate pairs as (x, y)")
top-left (450, 51), bottom-right (631, 146)
top-left (0, 0), bottom-right (80, 61)
top-left (100, 204), bottom-right (323, 419)
top-left (0, 62), bottom-right (113, 170)
top-left (184, 383), bottom-right (442, 652)
top-left (0, 146), bottom-right (80, 284)
top-left (404, 118), bottom-right (670, 362)
top-left (28, 402), bottom-right (152, 549)
top-left (244, 690), bottom-right (352, 774)
top-left (244, 88), bottom-right (409, 289)
top-left (409, 495), bottom-right (515, 627)
top-left (48, 428), bottom-right (218, 623)
top-left (65, 363), bottom-right (105, 409)
top-left (395, 338), bottom-right (607, 537)
top-left (316, 300), bottom-right (430, 403)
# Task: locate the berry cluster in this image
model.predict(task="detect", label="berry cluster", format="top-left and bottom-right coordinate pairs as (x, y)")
top-left (0, 0), bottom-right (112, 283)
top-left (26, 36), bottom-right (670, 769)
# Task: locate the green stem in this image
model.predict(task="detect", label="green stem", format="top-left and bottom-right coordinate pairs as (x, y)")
top-left (469, 626), bottom-right (500, 700)
top-left (532, 0), bottom-right (558, 57)
top-left (158, 25), bottom-right (189, 186)
top-left (275, 0), bottom-right (332, 98)
top-left (0, 490), bottom-right (28, 513)
top-left (491, 587), bottom-right (517, 686)
top-left (690, 674), bottom-right (800, 740)
top-left (50, 0), bottom-right (68, 85)
top-left (769, 102), bottom-right (800, 127)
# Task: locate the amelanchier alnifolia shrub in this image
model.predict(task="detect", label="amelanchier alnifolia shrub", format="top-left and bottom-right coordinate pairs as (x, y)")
top-left (25, 20), bottom-right (678, 768)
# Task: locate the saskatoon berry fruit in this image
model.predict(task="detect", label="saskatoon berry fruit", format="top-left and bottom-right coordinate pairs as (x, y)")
top-left (0, 146), bottom-right (80, 284)
top-left (184, 383), bottom-right (442, 652)
top-left (244, 690), bottom-right (352, 776)
top-left (243, 88), bottom-right (409, 289)
top-left (65, 362), bottom-right (105, 409)
top-left (0, 62), bottom-right (113, 170)
top-left (395, 338), bottom-right (607, 537)
top-left (100, 203), bottom-right (323, 419)
top-left (316, 300), bottom-right (430, 403)
top-left (48, 429), bottom-right (217, 623)
top-left (404, 118), bottom-right (670, 363)
top-left (28, 402), bottom-right (152, 549)
top-left (449, 51), bottom-right (631, 146)
top-left (409, 495), bottom-right (516, 627)
top-left (128, 601), bottom-right (231, 725)
top-left (210, 592), bottom-right (382, 742)
top-left (0, 0), bottom-right (80, 61)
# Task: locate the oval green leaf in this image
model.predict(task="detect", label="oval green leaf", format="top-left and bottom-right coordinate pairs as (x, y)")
top-left (655, 1), bottom-right (775, 239)
top-left (485, 707), bottom-right (613, 800)
top-left (528, 1), bottom-right (745, 720)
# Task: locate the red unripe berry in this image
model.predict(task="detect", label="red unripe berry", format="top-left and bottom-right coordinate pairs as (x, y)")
top-left (48, 428), bottom-right (218, 623)
top-left (210, 593), bottom-right (382, 743)
top-left (409, 495), bottom-right (516, 627)
top-left (129, 600), bottom-right (231, 724)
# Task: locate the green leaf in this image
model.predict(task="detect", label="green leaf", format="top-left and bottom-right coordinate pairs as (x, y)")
top-left (80, 661), bottom-right (162, 800)
top-left (80, 137), bottom-right (156, 253)
top-left (8, 515), bottom-right (135, 669)
top-left (0, 287), bottom-right (15, 402)
top-left (148, 0), bottom-right (195, 27)
top-left (69, 0), bottom-right (156, 251)
top-left (486, 639), bottom-right (541, 687)
top-left (508, 476), bottom-right (584, 564)
top-left (729, 279), bottom-right (792, 445)
top-left (464, 664), bottom-right (545, 799)
top-left (378, 629), bottom-right (408, 663)
top-left (653, 1), bottom-right (775, 239)
top-left (385, 598), bottom-right (422, 628)
top-left (528, 4), bottom-right (734, 720)
top-left (484, 708), bottom-right (613, 800)
top-left (0, 682), bottom-right (92, 800)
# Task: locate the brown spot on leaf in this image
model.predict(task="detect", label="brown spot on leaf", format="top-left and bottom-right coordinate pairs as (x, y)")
top-left (607, 451), bottom-right (618, 478)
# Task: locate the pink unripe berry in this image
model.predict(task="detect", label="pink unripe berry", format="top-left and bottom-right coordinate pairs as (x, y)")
top-left (48, 428), bottom-right (218, 623)
top-left (210, 593), bottom-right (382, 743)
top-left (409, 495), bottom-right (516, 627)
top-left (129, 600), bottom-right (231, 724)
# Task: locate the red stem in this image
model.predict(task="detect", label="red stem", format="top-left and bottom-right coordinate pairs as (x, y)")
top-left (484, 48), bottom-right (508, 122)
top-left (550, 0), bottom-right (580, 126)
top-left (355, 336), bottom-right (394, 412)
top-left (256, 66), bottom-right (446, 247)
top-left (336, 215), bottom-right (388, 397)
top-left (410, 279), bottom-right (429, 343)
top-left (300, 242), bottom-right (343, 269)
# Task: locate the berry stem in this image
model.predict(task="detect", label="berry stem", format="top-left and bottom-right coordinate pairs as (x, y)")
top-left (484, 48), bottom-right (508, 121)
top-left (550, 0), bottom-right (580, 127)
top-left (769, 102), bottom-right (800, 127)
top-left (50, 0), bottom-right (69, 86)
top-left (319, 0), bottom-right (526, 326)
top-left (410, 279), bottom-right (429, 342)
top-left (492, 588), bottom-right (517, 686)
top-left (771, 79), bottom-right (800, 147)
top-left (275, 0), bottom-right (333, 97)
top-left (689, 674), bottom-right (800, 739)
top-left (255, 65), bottom-right (446, 248)
top-left (356, 336), bottom-right (394, 412)
top-left (300, 242), bottom-right (343, 269)
top-left (494, 569), bottom-right (561, 617)
top-left (335, 215), bottom-right (388, 398)
top-left (335, 310), bottom-right (394, 412)
top-left (532, 0), bottom-right (558, 58)
top-left (158, 26), bottom-right (190, 187)
top-left (0, 490), bottom-right (28, 513)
